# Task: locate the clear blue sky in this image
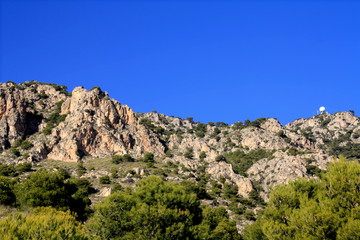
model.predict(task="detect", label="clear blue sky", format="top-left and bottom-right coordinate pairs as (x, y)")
top-left (1, 0), bottom-right (359, 124)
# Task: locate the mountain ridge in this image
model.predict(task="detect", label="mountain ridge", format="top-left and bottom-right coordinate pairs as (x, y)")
top-left (1, 81), bottom-right (359, 202)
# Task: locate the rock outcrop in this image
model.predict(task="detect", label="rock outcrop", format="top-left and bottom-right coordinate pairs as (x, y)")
top-left (1, 81), bottom-right (359, 200)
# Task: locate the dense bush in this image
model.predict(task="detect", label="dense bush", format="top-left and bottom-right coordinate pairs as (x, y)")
top-left (111, 154), bottom-right (135, 164)
top-left (99, 175), bottom-right (111, 184)
top-left (15, 162), bottom-right (32, 174)
top-left (0, 207), bottom-right (90, 239)
top-left (215, 155), bottom-right (226, 162)
top-left (328, 141), bottom-right (360, 159)
top-left (224, 149), bottom-right (274, 176)
top-left (14, 169), bottom-right (92, 220)
top-left (143, 152), bottom-right (155, 163)
top-left (10, 147), bottom-right (21, 157)
top-left (195, 123), bottom-right (207, 138)
top-left (88, 176), bottom-right (241, 240)
top-left (0, 176), bottom-right (16, 205)
top-left (0, 164), bottom-right (17, 177)
top-left (244, 118), bottom-right (267, 128)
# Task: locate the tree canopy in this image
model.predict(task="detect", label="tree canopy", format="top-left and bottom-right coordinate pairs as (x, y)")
top-left (243, 156), bottom-right (360, 240)
top-left (88, 176), bottom-right (241, 240)
top-left (14, 168), bottom-right (93, 220)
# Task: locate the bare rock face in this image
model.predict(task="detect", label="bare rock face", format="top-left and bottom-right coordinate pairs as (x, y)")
top-left (260, 118), bottom-right (283, 133)
top-left (0, 82), bottom-right (67, 150)
top-left (239, 127), bottom-right (288, 150)
top-left (207, 161), bottom-right (253, 197)
top-left (0, 82), bottom-right (165, 162)
top-left (47, 87), bottom-right (165, 161)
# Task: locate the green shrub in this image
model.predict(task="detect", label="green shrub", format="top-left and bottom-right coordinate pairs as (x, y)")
top-left (111, 155), bottom-right (122, 164)
top-left (287, 147), bottom-right (307, 156)
top-left (13, 138), bottom-right (23, 148)
top-left (111, 154), bottom-right (135, 164)
top-left (224, 149), bottom-right (274, 176)
top-left (10, 147), bottom-right (21, 157)
top-left (244, 210), bottom-right (256, 221)
top-left (15, 163), bottom-right (32, 174)
top-left (232, 121), bottom-right (245, 130)
top-left (199, 151), bottom-right (207, 160)
top-left (195, 123), bottom-right (207, 138)
top-left (215, 121), bottom-right (228, 127)
top-left (20, 140), bottom-right (33, 150)
top-left (143, 152), bottom-right (155, 163)
top-left (99, 175), bottom-right (111, 184)
top-left (38, 90), bottom-right (48, 99)
top-left (0, 207), bottom-right (90, 239)
top-left (0, 176), bottom-right (16, 205)
top-left (306, 164), bottom-right (323, 176)
top-left (14, 169), bottom-right (92, 220)
top-left (77, 163), bottom-right (86, 177)
top-left (184, 151), bottom-right (194, 159)
top-left (43, 100), bottom-right (68, 135)
top-left (87, 176), bottom-right (241, 239)
top-left (91, 86), bottom-right (101, 91)
top-left (0, 164), bottom-right (17, 177)
top-left (111, 167), bottom-right (118, 179)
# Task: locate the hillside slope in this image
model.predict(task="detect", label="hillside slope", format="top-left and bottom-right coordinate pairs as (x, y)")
top-left (1, 81), bottom-right (359, 208)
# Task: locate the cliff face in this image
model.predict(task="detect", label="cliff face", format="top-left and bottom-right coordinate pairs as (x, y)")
top-left (1, 81), bottom-right (359, 198)
top-left (0, 82), bottom-right (165, 162)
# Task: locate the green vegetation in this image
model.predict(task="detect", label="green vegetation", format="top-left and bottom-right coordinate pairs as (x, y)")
top-left (0, 176), bottom-right (16, 205)
top-left (13, 138), bottom-right (33, 150)
top-left (224, 149), bottom-right (275, 176)
top-left (0, 207), bottom-right (90, 239)
top-left (327, 140), bottom-right (360, 159)
top-left (276, 130), bottom-right (291, 143)
top-left (91, 86), bottom-right (101, 91)
top-left (15, 162), bottom-right (32, 174)
top-left (139, 117), bottom-right (166, 135)
top-left (22, 81), bottom-right (71, 96)
top-left (14, 169), bottom-right (92, 220)
top-left (43, 100), bottom-right (68, 135)
top-left (10, 147), bottom-right (21, 157)
top-left (243, 157), bottom-right (360, 240)
top-left (195, 123), bottom-right (207, 138)
top-left (184, 151), bottom-right (194, 159)
top-left (77, 163), bottom-right (87, 176)
top-left (232, 121), bottom-right (246, 130)
top-left (143, 152), bottom-right (155, 167)
top-left (244, 118), bottom-right (267, 128)
top-left (111, 154), bottom-right (135, 164)
top-left (88, 176), bottom-right (241, 240)
top-left (0, 163), bottom-right (32, 177)
top-left (99, 175), bottom-right (111, 184)
top-left (287, 147), bottom-right (307, 156)
top-left (215, 155), bottom-right (226, 162)
top-left (0, 164), bottom-right (17, 177)
top-left (199, 151), bottom-right (207, 160)
top-left (300, 127), bottom-right (316, 142)
top-left (215, 121), bottom-right (228, 127)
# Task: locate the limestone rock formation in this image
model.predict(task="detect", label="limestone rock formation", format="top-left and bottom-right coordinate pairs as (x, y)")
top-left (1, 81), bottom-right (359, 200)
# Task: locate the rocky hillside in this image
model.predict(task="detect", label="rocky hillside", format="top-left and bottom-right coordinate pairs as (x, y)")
top-left (1, 81), bottom-right (359, 204)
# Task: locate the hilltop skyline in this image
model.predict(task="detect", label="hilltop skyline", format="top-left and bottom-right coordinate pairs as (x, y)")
top-left (1, 0), bottom-right (360, 124)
